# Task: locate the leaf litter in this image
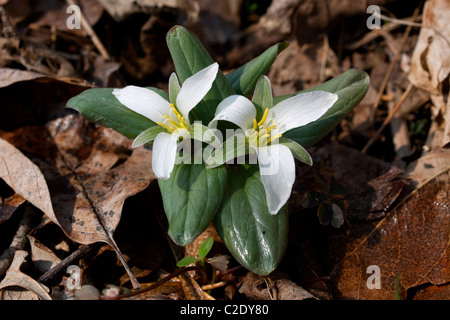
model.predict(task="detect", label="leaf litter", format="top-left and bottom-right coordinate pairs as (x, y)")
top-left (0, 0), bottom-right (449, 300)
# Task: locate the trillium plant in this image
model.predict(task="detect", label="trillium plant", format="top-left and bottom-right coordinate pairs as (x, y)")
top-left (67, 26), bottom-right (369, 275)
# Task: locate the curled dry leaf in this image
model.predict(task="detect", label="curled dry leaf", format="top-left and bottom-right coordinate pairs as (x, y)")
top-left (239, 272), bottom-right (317, 300)
top-left (0, 137), bottom-right (56, 223)
top-left (0, 193), bottom-right (26, 223)
top-left (330, 153), bottom-right (450, 299)
top-left (0, 250), bottom-right (52, 300)
top-left (408, 0), bottom-right (450, 146)
top-left (27, 235), bottom-right (61, 273)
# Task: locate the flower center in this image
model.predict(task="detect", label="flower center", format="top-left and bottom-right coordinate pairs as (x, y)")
top-left (247, 108), bottom-right (282, 147)
top-left (157, 103), bottom-right (189, 136)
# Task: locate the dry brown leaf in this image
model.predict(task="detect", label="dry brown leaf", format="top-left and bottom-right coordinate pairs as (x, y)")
top-left (409, 0), bottom-right (450, 96)
top-left (330, 166), bottom-right (450, 299)
top-left (27, 235), bottom-right (62, 273)
top-left (408, 0), bottom-right (450, 146)
top-left (0, 250), bottom-right (52, 300)
top-left (179, 273), bottom-right (214, 300)
top-left (239, 272), bottom-right (317, 300)
top-left (0, 137), bottom-right (56, 222)
top-left (0, 68), bottom-right (44, 88)
top-left (413, 283), bottom-right (450, 300)
top-left (0, 114), bottom-right (156, 289)
top-left (406, 148), bottom-right (450, 187)
top-left (0, 193), bottom-right (25, 223)
top-left (125, 280), bottom-right (184, 300)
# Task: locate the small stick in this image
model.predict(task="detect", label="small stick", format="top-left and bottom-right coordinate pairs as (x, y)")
top-left (362, 82), bottom-right (414, 154)
top-left (319, 34), bottom-right (329, 82)
top-left (37, 243), bottom-right (97, 283)
top-left (65, 0), bottom-right (111, 60)
top-left (100, 266), bottom-right (207, 300)
top-left (367, 6), bottom-right (420, 126)
top-left (201, 281), bottom-right (228, 291)
top-left (0, 206), bottom-right (36, 277)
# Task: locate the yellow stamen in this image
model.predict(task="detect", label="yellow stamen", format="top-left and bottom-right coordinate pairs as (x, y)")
top-left (267, 133), bottom-right (282, 144)
top-left (248, 107), bottom-right (282, 147)
top-left (157, 121), bottom-right (172, 131)
top-left (266, 124), bottom-right (276, 134)
top-left (257, 108), bottom-right (269, 127)
top-left (157, 103), bottom-right (189, 134)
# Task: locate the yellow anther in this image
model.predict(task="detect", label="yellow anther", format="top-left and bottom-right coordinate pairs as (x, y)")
top-left (253, 119), bottom-right (258, 130)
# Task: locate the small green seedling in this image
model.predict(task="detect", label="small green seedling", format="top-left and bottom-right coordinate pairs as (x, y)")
top-left (176, 237), bottom-right (214, 268)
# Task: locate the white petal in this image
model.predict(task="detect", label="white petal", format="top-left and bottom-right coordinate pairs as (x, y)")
top-left (269, 91), bottom-right (338, 134)
top-left (176, 62), bottom-right (219, 118)
top-left (152, 132), bottom-right (181, 179)
top-left (209, 95), bottom-right (256, 130)
top-left (256, 144), bottom-right (295, 215)
top-left (113, 85), bottom-right (171, 123)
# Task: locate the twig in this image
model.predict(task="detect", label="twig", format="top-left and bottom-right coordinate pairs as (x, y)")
top-left (201, 281), bottom-right (228, 291)
top-left (367, 6), bottom-right (421, 127)
top-left (319, 34), bottom-right (329, 82)
top-left (37, 243), bottom-right (98, 284)
top-left (376, 12), bottom-right (450, 48)
top-left (346, 16), bottom-right (421, 51)
top-left (100, 266), bottom-right (207, 300)
top-left (0, 206), bottom-right (36, 277)
top-left (65, 0), bottom-right (111, 60)
top-left (362, 82), bottom-right (414, 154)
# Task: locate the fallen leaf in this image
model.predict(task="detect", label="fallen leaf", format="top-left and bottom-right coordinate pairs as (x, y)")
top-left (413, 283), bottom-right (450, 300)
top-left (408, 0), bottom-right (450, 146)
top-left (239, 272), bottom-right (317, 300)
top-left (0, 137), bottom-right (56, 222)
top-left (0, 114), bottom-right (156, 289)
top-left (0, 250), bottom-right (52, 300)
top-left (0, 193), bottom-right (25, 223)
top-left (408, 0), bottom-right (450, 96)
top-left (0, 68), bottom-right (44, 88)
top-left (330, 167), bottom-right (450, 299)
top-left (406, 148), bottom-right (450, 187)
top-left (27, 235), bottom-right (62, 273)
top-left (179, 272), bottom-right (214, 300)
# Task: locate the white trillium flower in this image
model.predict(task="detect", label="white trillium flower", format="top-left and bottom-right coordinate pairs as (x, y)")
top-left (208, 77), bottom-right (338, 214)
top-left (113, 62), bottom-right (219, 179)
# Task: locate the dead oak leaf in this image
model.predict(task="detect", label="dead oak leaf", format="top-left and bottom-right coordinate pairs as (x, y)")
top-left (0, 250), bottom-right (52, 300)
top-left (330, 166), bottom-right (450, 300)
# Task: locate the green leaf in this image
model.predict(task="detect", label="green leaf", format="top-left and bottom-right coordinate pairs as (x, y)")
top-left (278, 137), bottom-right (312, 165)
top-left (132, 126), bottom-right (166, 148)
top-left (213, 165), bottom-right (289, 275)
top-left (225, 42), bottom-right (288, 97)
top-left (277, 69), bottom-right (369, 147)
top-left (176, 256), bottom-right (199, 267)
top-left (205, 132), bottom-right (249, 168)
top-left (252, 75), bottom-right (273, 120)
top-left (198, 237), bottom-right (214, 261)
top-left (166, 26), bottom-right (235, 124)
top-left (189, 122), bottom-right (221, 148)
top-left (158, 163), bottom-right (227, 246)
top-left (168, 73), bottom-right (181, 104)
top-left (66, 87), bottom-right (168, 139)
